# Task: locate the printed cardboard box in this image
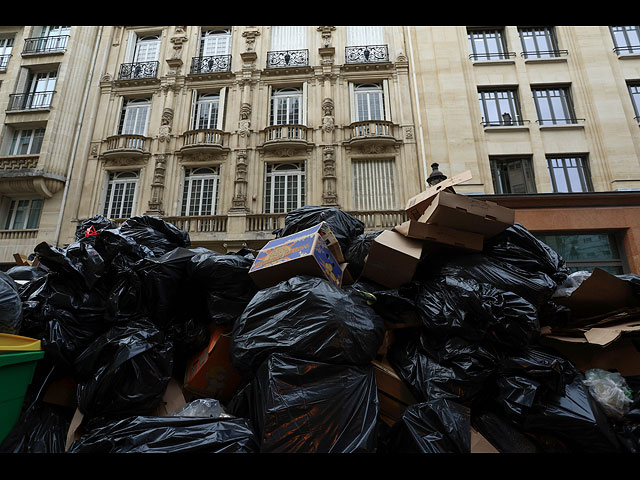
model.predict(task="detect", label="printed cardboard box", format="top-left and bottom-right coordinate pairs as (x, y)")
top-left (249, 223), bottom-right (343, 289)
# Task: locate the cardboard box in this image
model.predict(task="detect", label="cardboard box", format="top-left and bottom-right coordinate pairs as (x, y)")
top-left (470, 427), bottom-right (500, 453)
top-left (372, 359), bottom-right (417, 427)
top-left (360, 230), bottom-right (423, 289)
top-left (418, 190), bottom-right (514, 238)
top-left (405, 170), bottom-right (473, 221)
top-left (183, 325), bottom-right (244, 404)
top-left (249, 223), bottom-right (343, 289)
top-left (393, 220), bottom-right (484, 251)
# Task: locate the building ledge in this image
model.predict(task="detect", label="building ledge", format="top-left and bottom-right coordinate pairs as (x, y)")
top-left (470, 191), bottom-right (640, 209)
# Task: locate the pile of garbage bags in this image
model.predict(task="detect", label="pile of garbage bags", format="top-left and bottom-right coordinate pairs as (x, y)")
top-left (0, 207), bottom-right (638, 454)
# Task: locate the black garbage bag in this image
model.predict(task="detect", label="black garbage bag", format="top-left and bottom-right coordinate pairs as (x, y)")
top-left (105, 254), bottom-right (144, 320)
top-left (0, 402), bottom-right (70, 453)
top-left (414, 276), bottom-right (539, 351)
top-left (74, 215), bottom-right (117, 241)
top-left (93, 228), bottom-right (154, 264)
top-left (187, 249), bottom-right (258, 326)
top-left (5, 264), bottom-right (49, 282)
top-left (345, 279), bottom-right (422, 328)
top-left (344, 230), bottom-right (383, 278)
top-left (0, 271), bottom-right (23, 334)
top-left (273, 205), bottom-right (365, 253)
top-left (227, 353), bottom-right (379, 453)
top-left (119, 215), bottom-right (191, 257)
top-left (470, 409), bottom-right (541, 453)
top-left (380, 399), bottom-right (471, 453)
top-left (484, 222), bottom-right (571, 284)
top-left (387, 330), bottom-right (501, 405)
top-left (421, 252), bottom-right (558, 309)
top-left (67, 414), bottom-right (259, 453)
top-left (230, 275), bottom-right (385, 378)
top-left (34, 240), bottom-right (107, 290)
top-left (74, 317), bottom-right (173, 420)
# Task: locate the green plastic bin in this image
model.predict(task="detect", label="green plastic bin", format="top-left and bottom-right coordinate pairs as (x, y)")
top-left (0, 350), bottom-right (44, 445)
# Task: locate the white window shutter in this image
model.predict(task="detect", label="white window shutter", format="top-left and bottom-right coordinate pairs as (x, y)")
top-left (301, 83), bottom-right (307, 125)
top-left (349, 82), bottom-right (356, 123)
top-left (347, 26), bottom-right (384, 46)
top-left (267, 84), bottom-right (273, 125)
top-left (383, 79), bottom-right (391, 122)
top-left (190, 89), bottom-right (198, 130)
top-left (271, 26), bottom-right (305, 50)
top-left (217, 87), bottom-right (226, 130)
top-left (125, 30), bottom-right (137, 63)
top-left (115, 96), bottom-right (124, 135)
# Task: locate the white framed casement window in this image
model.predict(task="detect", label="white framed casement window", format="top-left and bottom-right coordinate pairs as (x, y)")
top-left (269, 86), bottom-right (306, 125)
top-left (346, 26), bottom-right (384, 47)
top-left (199, 28), bottom-right (232, 56)
top-left (118, 98), bottom-right (151, 136)
top-left (264, 162), bottom-right (306, 213)
top-left (27, 69), bottom-right (57, 108)
top-left (270, 26), bottom-right (307, 51)
top-left (0, 37), bottom-right (14, 70)
top-left (189, 88), bottom-right (226, 130)
top-left (3, 198), bottom-right (43, 230)
top-left (37, 26), bottom-right (70, 51)
top-left (124, 31), bottom-right (161, 63)
top-left (180, 166), bottom-right (220, 216)
top-left (352, 158), bottom-right (397, 211)
top-left (102, 171), bottom-right (139, 219)
top-left (349, 82), bottom-right (391, 123)
top-left (7, 127), bottom-right (45, 156)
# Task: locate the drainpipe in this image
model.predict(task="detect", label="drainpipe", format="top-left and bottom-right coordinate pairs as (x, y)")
top-left (405, 26), bottom-right (429, 189)
top-left (54, 25), bottom-right (103, 247)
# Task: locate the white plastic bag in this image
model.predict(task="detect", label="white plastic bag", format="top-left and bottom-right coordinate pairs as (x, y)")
top-left (552, 271), bottom-right (591, 298)
top-left (583, 369), bottom-right (634, 419)
top-left (176, 398), bottom-right (233, 419)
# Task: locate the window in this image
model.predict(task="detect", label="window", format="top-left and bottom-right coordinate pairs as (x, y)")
top-left (352, 158), bottom-right (397, 211)
top-left (628, 82), bottom-right (640, 121)
top-left (264, 163), bottom-right (305, 213)
top-left (270, 26), bottom-right (307, 51)
top-left (547, 155), bottom-right (593, 193)
top-left (34, 26), bottom-right (70, 52)
top-left (345, 26), bottom-right (388, 64)
top-left (532, 86), bottom-right (577, 125)
top-left (610, 26), bottom-right (640, 54)
top-left (199, 28), bottom-right (231, 56)
top-left (270, 87), bottom-right (303, 125)
top-left (181, 167), bottom-right (220, 216)
top-left (0, 37), bottom-right (13, 70)
top-left (103, 171), bottom-right (139, 219)
top-left (490, 157), bottom-right (537, 194)
top-left (26, 70), bottom-right (57, 108)
top-left (3, 199), bottom-right (43, 230)
top-left (190, 90), bottom-right (226, 130)
top-left (7, 128), bottom-right (45, 156)
top-left (119, 98), bottom-right (151, 136)
top-left (354, 83), bottom-right (385, 122)
top-left (518, 26), bottom-right (561, 58)
top-left (534, 232), bottom-right (627, 274)
top-left (133, 35), bottom-right (160, 63)
top-left (478, 88), bottom-right (523, 126)
top-left (467, 28), bottom-right (510, 61)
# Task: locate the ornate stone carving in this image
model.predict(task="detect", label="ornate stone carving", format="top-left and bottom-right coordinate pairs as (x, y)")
top-left (317, 26), bottom-right (336, 48)
top-left (322, 146), bottom-right (338, 206)
top-left (404, 126), bottom-right (414, 140)
top-left (322, 98), bottom-right (335, 133)
top-left (238, 103), bottom-right (252, 137)
top-left (360, 144), bottom-right (388, 155)
top-left (158, 108), bottom-right (173, 142)
top-left (231, 149), bottom-right (249, 211)
top-left (147, 154), bottom-right (167, 215)
top-left (242, 27), bottom-right (260, 52)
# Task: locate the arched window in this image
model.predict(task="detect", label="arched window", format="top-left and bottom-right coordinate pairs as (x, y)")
top-left (181, 166), bottom-right (220, 216)
top-left (354, 83), bottom-right (384, 122)
top-left (264, 162), bottom-right (305, 213)
top-left (270, 87), bottom-right (303, 125)
top-left (103, 171), bottom-right (139, 219)
top-left (199, 28), bottom-right (231, 57)
top-left (134, 34), bottom-right (161, 63)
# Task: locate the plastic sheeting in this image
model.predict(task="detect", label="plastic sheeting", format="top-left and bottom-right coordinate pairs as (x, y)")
top-left (0, 271), bottom-right (23, 334)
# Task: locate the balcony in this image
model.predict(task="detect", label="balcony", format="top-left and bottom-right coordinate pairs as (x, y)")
top-left (246, 213), bottom-right (286, 233)
top-left (190, 55), bottom-right (232, 76)
top-left (344, 120), bottom-right (401, 149)
top-left (262, 124), bottom-right (312, 151)
top-left (179, 129), bottom-right (227, 155)
top-left (6, 91), bottom-right (54, 112)
top-left (102, 135), bottom-right (151, 161)
top-left (347, 210), bottom-right (407, 230)
top-left (265, 49), bottom-right (310, 74)
top-left (0, 229), bottom-right (38, 241)
top-left (22, 35), bottom-right (69, 55)
top-left (116, 61), bottom-right (159, 85)
top-left (521, 49), bottom-right (568, 60)
top-left (163, 215), bottom-right (227, 234)
top-left (345, 45), bottom-right (390, 65)
top-left (0, 54), bottom-right (10, 72)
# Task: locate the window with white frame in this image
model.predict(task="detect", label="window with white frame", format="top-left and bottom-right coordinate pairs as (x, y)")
top-left (0, 37), bottom-right (13, 70)
top-left (190, 89), bottom-right (226, 130)
top-left (628, 82), bottom-right (640, 121)
top-left (518, 26), bottom-right (561, 58)
top-left (353, 83), bottom-right (385, 122)
top-left (610, 26), bottom-right (640, 54)
top-left (7, 127), bottom-right (45, 156)
top-left (346, 26), bottom-right (384, 47)
top-left (270, 26), bottom-right (307, 51)
top-left (547, 155), bottom-right (593, 193)
top-left (118, 98), bottom-right (151, 136)
top-left (264, 162), bottom-right (305, 213)
top-left (270, 87), bottom-right (304, 125)
top-left (352, 158), bottom-right (397, 211)
top-left (25, 69), bottom-right (57, 108)
top-left (181, 166), bottom-right (220, 216)
top-left (103, 171), bottom-right (139, 219)
top-left (199, 28), bottom-right (231, 56)
top-left (133, 34), bottom-right (161, 63)
top-left (3, 198), bottom-right (43, 230)
top-left (36, 26), bottom-right (70, 51)
top-left (532, 85), bottom-right (577, 125)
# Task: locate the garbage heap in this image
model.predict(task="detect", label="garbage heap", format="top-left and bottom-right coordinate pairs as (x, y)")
top-left (0, 172), bottom-right (639, 453)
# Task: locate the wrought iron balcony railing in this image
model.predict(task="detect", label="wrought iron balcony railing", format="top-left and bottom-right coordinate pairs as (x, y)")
top-left (190, 55), bottom-right (232, 74)
top-left (266, 49), bottom-right (309, 68)
top-left (613, 45), bottom-right (640, 55)
top-left (469, 51), bottom-right (516, 61)
top-left (536, 117), bottom-right (586, 126)
top-left (482, 118), bottom-right (530, 127)
top-left (0, 54), bottom-right (10, 71)
top-left (521, 49), bottom-right (568, 59)
top-left (22, 35), bottom-right (69, 54)
top-left (118, 61), bottom-right (159, 80)
top-left (7, 91), bottom-right (54, 111)
top-left (345, 45), bottom-right (389, 64)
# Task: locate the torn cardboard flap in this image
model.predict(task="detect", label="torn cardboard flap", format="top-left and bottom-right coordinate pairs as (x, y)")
top-left (360, 230), bottom-right (423, 289)
top-left (405, 170), bottom-right (473, 221)
top-left (553, 268), bottom-right (640, 318)
top-left (394, 220), bottom-right (484, 252)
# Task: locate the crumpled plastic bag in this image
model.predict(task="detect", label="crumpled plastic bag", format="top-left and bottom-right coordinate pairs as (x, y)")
top-left (119, 215), bottom-right (191, 257)
top-left (583, 369), bottom-right (634, 419)
top-left (0, 402), bottom-right (70, 453)
top-left (227, 353), bottom-right (378, 453)
top-left (0, 271), bottom-right (23, 334)
top-left (177, 399), bottom-right (233, 419)
top-left (74, 317), bottom-right (174, 419)
top-left (34, 240), bottom-right (107, 290)
top-left (5, 264), bottom-right (49, 283)
top-left (230, 275), bottom-right (385, 378)
top-left (74, 215), bottom-right (117, 241)
top-left (552, 271), bottom-right (591, 298)
top-left (344, 230), bottom-right (383, 278)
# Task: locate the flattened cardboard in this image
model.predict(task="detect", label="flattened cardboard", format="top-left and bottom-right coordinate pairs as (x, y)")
top-left (360, 230), bottom-right (423, 289)
top-left (372, 359), bottom-right (417, 426)
top-left (418, 190), bottom-right (514, 238)
top-left (553, 268), bottom-right (640, 318)
top-left (183, 326), bottom-right (244, 404)
top-left (393, 220), bottom-right (484, 252)
top-left (405, 170), bottom-right (473, 220)
top-left (471, 428), bottom-right (500, 453)
top-left (249, 223), bottom-right (343, 289)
